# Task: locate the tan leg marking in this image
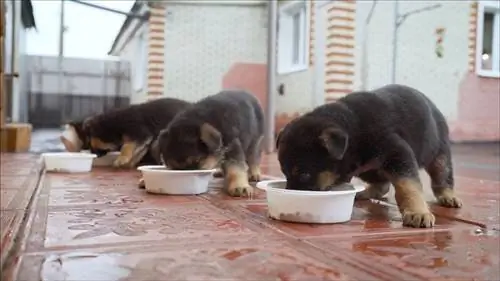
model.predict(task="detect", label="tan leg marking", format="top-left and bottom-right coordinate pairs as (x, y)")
top-left (426, 154), bottom-right (462, 208)
top-left (248, 165), bottom-right (261, 182)
top-left (200, 155), bottom-right (219, 170)
top-left (392, 177), bottom-right (435, 228)
top-left (435, 187), bottom-right (463, 208)
top-left (138, 177), bottom-right (145, 189)
top-left (113, 141), bottom-right (137, 168)
top-left (225, 164), bottom-right (254, 198)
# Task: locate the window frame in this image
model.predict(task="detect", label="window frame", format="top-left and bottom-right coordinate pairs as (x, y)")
top-left (277, 0), bottom-right (310, 75)
top-left (475, 1), bottom-right (500, 78)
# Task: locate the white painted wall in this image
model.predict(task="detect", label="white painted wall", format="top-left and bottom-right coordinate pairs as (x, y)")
top-left (118, 25), bottom-right (149, 104)
top-left (162, 3), bottom-right (268, 102)
top-left (275, 0), bottom-right (315, 115)
top-left (354, 0), bottom-right (471, 120)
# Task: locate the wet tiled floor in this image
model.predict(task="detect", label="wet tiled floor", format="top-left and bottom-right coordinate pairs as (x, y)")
top-left (1, 144), bottom-right (499, 280)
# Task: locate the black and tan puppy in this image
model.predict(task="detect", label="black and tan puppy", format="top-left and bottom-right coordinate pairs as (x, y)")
top-left (276, 84), bottom-right (462, 228)
top-left (157, 90), bottom-right (264, 197)
top-left (83, 97), bottom-right (191, 168)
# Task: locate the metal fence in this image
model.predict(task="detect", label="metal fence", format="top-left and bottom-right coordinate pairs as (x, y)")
top-left (23, 55), bottom-right (132, 128)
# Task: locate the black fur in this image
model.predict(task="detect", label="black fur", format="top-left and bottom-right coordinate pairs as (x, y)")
top-left (85, 98), bottom-right (191, 146)
top-left (158, 90), bottom-right (264, 196)
top-left (277, 84), bottom-right (462, 227)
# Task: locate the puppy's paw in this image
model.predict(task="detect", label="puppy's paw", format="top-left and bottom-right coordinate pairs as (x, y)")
top-left (355, 185), bottom-right (388, 201)
top-left (227, 183), bottom-right (254, 198)
top-left (138, 178), bottom-right (145, 189)
top-left (113, 156), bottom-right (131, 168)
top-left (213, 169), bottom-right (224, 178)
top-left (402, 211), bottom-right (435, 228)
top-left (435, 188), bottom-right (463, 208)
top-left (248, 165), bottom-right (261, 182)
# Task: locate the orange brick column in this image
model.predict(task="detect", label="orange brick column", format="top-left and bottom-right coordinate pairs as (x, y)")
top-left (147, 4), bottom-right (166, 100)
top-left (323, 0), bottom-right (356, 103)
top-left (468, 1), bottom-right (478, 73)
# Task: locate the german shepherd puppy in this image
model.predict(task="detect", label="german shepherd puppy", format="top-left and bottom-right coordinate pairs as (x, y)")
top-left (80, 97), bottom-right (191, 168)
top-left (157, 90), bottom-right (264, 197)
top-left (276, 84), bottom-right (462, 228)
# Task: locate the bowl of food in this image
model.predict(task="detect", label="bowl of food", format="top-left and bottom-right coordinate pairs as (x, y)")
top-left (256, 180), bottom-right (366, 224)
top-left (42, 152), bottom-right (97, 173)
top-left (137, 165), bottom-right (216, 195)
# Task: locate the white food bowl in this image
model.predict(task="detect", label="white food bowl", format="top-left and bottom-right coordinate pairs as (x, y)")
top-left (42, 152), bottom-right (97, 173)
top-left (256, 180), bottom-right (366, 224)
top-left (137, 165), bottom-right (216, 195)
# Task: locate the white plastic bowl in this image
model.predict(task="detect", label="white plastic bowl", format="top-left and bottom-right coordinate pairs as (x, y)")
top-left (256, 180), bottom-right (366, 224)
top-left (42, 152), bottom-right (97, 173)
top-left (137, 165), bottom-right (216, 195)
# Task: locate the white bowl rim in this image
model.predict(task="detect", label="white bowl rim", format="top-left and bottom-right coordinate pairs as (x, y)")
top-left (137, 165), bottom-right (217, 174)
top-left (42, 152), bottom-right (97, 158)
top-left (256, 179), bottom-right (365, 196)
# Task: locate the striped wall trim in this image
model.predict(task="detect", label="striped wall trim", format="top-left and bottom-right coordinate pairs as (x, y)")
top-left (468, 1), bottom-right (478, 72)
top-left (323, 0), bottom-right (356, 100)
top-left (309, 1), bottom-right (315, 66)
top-left (147, 5), bottom-right (166, 97)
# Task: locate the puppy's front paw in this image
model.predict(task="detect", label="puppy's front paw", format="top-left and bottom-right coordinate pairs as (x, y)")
top-left (113, 156), bottom-right (131, 168)
top-left (402, 211), bottom-right (435, 228)
top-left (248, 165), bottom-right (261, 182)
top-left (138, 178), bottom-right (145, 189)
top-left (436, 192), bottom-right (463, 208)
top-left (227, 183), bottom-right (254, 198)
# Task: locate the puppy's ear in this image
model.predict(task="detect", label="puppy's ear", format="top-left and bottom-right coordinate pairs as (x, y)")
top-left (275, 128), bottom-right (284, 150)
top-left (319, 127), bottom-right (348, 160)
top-left (200, 123), bottom-right (222, 152)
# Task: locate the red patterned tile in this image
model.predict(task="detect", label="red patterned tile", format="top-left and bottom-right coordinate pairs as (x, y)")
top-left (47, 186), bottom-right (204, 208)
top-left (1, 210), bottom-right (25, 266)
top-left (306, 229), bottom-right (500, 280)
top-left (45, 172), bottom-right (141, 189)
top-left (17, 237), bottom-right (382, 281)
top-left (26, 203), bottom-right (260, 251)
top-left (236, 201), bottom-right (466, 239)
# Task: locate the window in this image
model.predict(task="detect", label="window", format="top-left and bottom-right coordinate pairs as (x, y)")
top-left (134, 31), bottom-right (148, 91)
top-left (278, 0), bottom-right (309, 74)
top-left (476, 1), bottom-right (500, 78)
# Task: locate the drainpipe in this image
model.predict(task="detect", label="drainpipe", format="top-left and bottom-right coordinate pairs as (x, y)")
top-left (360, 0), bottom-right (378, 91)
top-left (264, 0), bottom-right (278, 154)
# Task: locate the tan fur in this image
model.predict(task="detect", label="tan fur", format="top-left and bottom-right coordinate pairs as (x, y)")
top-left (113, 141), bottom-right (137, 168)
top-left (200, 123), bottom-right (222, 151)
top-left (316, 171), bottom-right (337, 191)
top-left (248, 165), bottom-right (261, 182)
top-left (200, 155), bottom-right (219, 170)
top-left (434, 187), bottom-right (462, 208)
top-left (225, 163), bottom-right (253, 197)
top-left (426, 154), bottom-right (462, 208)
top-left (391, 177), bottom-right (435, 228)
top-left (90, 137), bottom-right (117, 151)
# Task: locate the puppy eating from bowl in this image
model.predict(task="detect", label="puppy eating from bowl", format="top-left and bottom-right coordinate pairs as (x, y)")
top-left (276, 84), bottom-right (462, 228)
top-left (156, 90), bottom-right (264, 197)
top-left (78, 97), bottom-right (191, 169)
